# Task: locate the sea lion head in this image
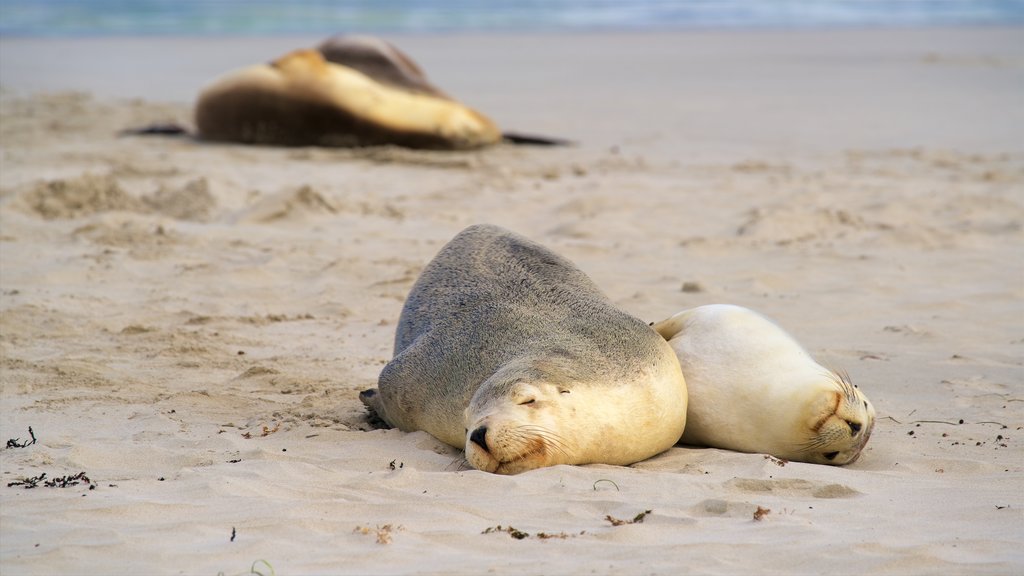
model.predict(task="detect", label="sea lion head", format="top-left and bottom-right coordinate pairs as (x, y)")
top-left (462, 356), bottom-right (580, 475)
top-left (798, 369), bottom-right (876, 465)
top-left (462, 346), bottom-right (685, 475)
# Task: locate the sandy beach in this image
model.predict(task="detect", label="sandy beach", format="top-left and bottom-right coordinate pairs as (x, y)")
top-left (1, 27), bottom-right (1022, 575)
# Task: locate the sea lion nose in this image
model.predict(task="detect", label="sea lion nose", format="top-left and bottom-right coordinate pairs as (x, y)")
top-left (469, 426), bottom-right (489, 451)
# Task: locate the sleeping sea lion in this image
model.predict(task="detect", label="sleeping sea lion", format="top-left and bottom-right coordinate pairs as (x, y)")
top-left (653, 304), bottom-right (875, 465)
top-left (360, 224), bottom-right (687, 474)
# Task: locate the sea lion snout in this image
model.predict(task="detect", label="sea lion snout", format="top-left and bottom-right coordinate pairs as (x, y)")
top-left (469, 426), bottom-right (489, 451)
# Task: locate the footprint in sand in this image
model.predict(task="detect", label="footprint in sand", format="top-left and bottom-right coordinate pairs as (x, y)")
top-left (726, 477), bottom-right (861, 499)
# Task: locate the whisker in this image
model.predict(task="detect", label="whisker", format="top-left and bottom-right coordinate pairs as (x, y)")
top-left (445, 455), bottom-right (472, 472)
top-left (499, 426), bottom-right (571, 463)
top-left (512, 425), bottom-right (571, 458)
top-left (818, 362), bottom-right (855, 396)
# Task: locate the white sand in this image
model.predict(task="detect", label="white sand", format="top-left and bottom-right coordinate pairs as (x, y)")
top-left (1, 27), bottom-right (1022, 575)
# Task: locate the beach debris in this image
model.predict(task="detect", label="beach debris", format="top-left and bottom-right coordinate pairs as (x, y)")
top-left (593, 479), bottom-right (620, 491)
top-left (605, 510), bottom-right (651, 526)
top-left (753, 506), bottom-right (771, 521)
top-left (7, 471), bottom-right (92, 489)
top-left (7, 473), bottom-right (46, 489)
top-left (536, 531), bottom-right (575, 539)
top-left (482, 525), bottom-right (583, 540)
top-left (45, 472), bottom-right (92, 488)
top-left (483, 512), bottom-right (651, 541)
top-left (242, 422), bottom-right (280, 439)
top-left (5, 426), bottom-right (37, 449)
top-left (482, 525), bottom-right (530, 540)
top-left (354, 524), bottom-right (403, 544)
top-left (764, 454), bottom-right (788, 467)
top-left (231, 527), bottom-right (236, 542)
top-left (388, 459), bottom-right (404, 470)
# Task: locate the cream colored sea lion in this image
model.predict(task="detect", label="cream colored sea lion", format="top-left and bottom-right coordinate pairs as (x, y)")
top-left (195, 46), bottom-right (501, 149)
top-left (360, 224), bottom-right (688, 474)
top-left (652, 304), bottom-right (875, 465)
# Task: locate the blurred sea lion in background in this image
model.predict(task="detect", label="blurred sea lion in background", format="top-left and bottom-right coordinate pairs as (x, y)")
top-left (125, 35), bottom-right (567, 149)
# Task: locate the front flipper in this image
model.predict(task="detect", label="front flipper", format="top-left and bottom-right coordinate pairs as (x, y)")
top-left (359, 388), bottom-right (392, 429)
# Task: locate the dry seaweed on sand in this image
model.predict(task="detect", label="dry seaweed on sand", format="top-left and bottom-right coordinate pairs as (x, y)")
top-left (353, 524), bottom-right (403, 544)
top-left (5, 426), bottom-right (37, 449)
top-left (7, 473), bottom-right (46, 489)
top-left (44, 471), bottom-right (92, 488)
top-left (753, 506), bottom-right (771, 521)
top-left (7, 471), bottom-right (93, 489)
top-left (482, 525), bottom-right (531, 540)
top-left (241, 422), bottom-right (281, 439)
top-left (605, 510), bottom-right (652, 526)
top-left (481, 525), bottom-right (583, 540)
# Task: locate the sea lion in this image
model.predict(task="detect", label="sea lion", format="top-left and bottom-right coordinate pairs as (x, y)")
top-left (195, 47), bottom-right (501, 149)
top-left (652, 304), bottom-right (875, 465)
top-left (360, 224), bottom-right (688, 474)
top-left (124, 36), bottom-right (566, 148)
top-left (313, 36), bottom-right (568, 145)
top-left (315, 35), bottom-right (450, 99)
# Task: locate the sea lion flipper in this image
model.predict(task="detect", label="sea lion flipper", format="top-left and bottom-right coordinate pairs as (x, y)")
top-left (374, 337), bottom-right (466, 446)
top-left (118, 123), bottom-right (190, 137)
top-left (501, 132), bottom-right (574, 146)
top-left (359, 388), bottom-right (381, 410)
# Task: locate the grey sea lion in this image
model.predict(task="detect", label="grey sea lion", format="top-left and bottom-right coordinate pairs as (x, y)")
top-left (360, 224), bottom-right (688, 474)
top-left (653, 304), bottom-right (876, 465)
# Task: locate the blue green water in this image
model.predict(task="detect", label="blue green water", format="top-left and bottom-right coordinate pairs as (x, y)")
top-left (1, 0), bottom-right (1022, 37)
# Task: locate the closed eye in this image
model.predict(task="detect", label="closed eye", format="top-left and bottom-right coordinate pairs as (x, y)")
top-left (519, 399), bottom-right (536, 406)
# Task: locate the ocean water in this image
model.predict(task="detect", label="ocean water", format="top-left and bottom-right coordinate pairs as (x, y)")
top-left (1, 0), bottom-right (1022, 36)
